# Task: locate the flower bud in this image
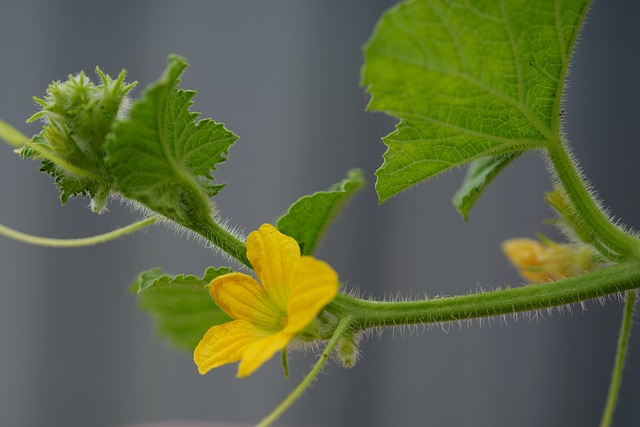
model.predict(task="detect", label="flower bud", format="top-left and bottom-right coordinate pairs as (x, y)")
top-left (337, 330), bottom-right (361, 368)
top-left (502, 237), bottom-right (601, 283)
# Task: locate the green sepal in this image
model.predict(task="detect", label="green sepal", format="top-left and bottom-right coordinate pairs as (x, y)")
top-left (452, 154), bottom-right (520, 221)
top-left (362, 0), bottom-right (590, 203)
top-left (131, 266), bottom-right (233, 351)
top-left (106, 55), bottom-right (237, 229)
top-left (281, 348), bottom-right (290, 380)
top-left (277, 169), bottom-right (364, 255)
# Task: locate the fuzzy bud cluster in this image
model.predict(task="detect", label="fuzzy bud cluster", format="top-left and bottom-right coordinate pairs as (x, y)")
top-left (24, 68), bottom-right (136, 212)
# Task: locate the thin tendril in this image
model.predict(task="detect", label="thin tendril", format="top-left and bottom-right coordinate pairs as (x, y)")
top-left (0, 119), bottom-right (29, 148)
top-left (599, 291), bottom-right (636, 427)
top-left (257, 315), bottom-right (354, 427)
top-left (0, 217), bottom-right (156, 247)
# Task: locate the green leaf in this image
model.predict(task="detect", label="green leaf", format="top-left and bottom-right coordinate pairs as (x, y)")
top-left (452, 154), bottom-right (519, 220)
top-left (277, 169), bottom-right (365, 255)
top-left (21, 133), bottom-right (111, 208)
top-left (106, 55), bottom-right (237, 229)
top-left (362, 0), bottom-right (590, 202)
top-left (131, 266), bottom-right (233, 351)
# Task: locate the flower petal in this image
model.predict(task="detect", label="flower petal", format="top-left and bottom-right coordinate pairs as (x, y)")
top-left (285, 256), bottom-right (339, 334)
top-left (210, 272), bottom-right (281, 327)
top-left (194, 319), bottom-right (262, 375)
top-left (246, 224), bottom-right (300, 309)
top-left (502, 238), bottom-right (545, 269)
top-left (237, 331), bottom-right (293, 378)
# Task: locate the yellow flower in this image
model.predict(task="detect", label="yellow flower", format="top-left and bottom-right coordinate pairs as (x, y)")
top-left (502, 237), bottom-right (599, 283)
top-left (194, 223), bottom-right (339, 377)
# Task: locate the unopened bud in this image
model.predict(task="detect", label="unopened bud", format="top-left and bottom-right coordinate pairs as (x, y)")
top-left (337, 330), bottom-right (361, 368)
top-left (502, 237), bottom-right (601, 283)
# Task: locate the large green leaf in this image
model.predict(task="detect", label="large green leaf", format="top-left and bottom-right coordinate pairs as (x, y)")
top-left (362, 0), bottom-right (590, 203)
top-left (277, 169), bottom-right (364, 255)
top-left (131, 267), bottom-right (232, 351)
top-left (106, 55), bottom-right (237, 228)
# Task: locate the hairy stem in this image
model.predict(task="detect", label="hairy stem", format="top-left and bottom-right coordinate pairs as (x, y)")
top-left (599, 291), bottom-right (636, 427)
top-left (546, 142), bottom-right (639, 259)
top-left (257, 316), bottom-right (354, 427)
top-left (194, 220), bottom-right (250, 268)
top-left (0, 217), bottom-right (156, 247)
top-left (328, 261), bottom-right (640, 328)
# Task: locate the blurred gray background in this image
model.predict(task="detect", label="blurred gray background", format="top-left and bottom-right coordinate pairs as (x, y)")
top-left (0, 1), bottom-right (639, 426)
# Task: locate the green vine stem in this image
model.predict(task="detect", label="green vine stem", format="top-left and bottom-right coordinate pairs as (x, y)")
top-left (546, 142), bottom-right (639, 260)
top-left (0, 217), bottom-right (156, 247)
top-left (257, 315), bottom-right (354, 427)
top-left (327, 261), bottom-right (640, 329)
top-left (599, 291), bottom-right (636, 427)
top-left (194, 220), bottom-right (250, 268)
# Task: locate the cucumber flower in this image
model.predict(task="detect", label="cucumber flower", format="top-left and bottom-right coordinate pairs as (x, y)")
top-left (194, 224), bottom-right (339, 377)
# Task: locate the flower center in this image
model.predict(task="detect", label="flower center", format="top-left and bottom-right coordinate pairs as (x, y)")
top-left (279, 315), bottom-right (289, 328)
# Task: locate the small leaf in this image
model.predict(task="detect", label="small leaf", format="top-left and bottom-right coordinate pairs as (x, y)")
top-left (106, 55), bottom-right (237, 229)
top-left (132, 266), bottom-right (233, 351)
top-left (452, 154), bottom-right (519, 220)
top-left (362, 0), bottom-right (590, 202)
top-left (21, 133), bottom-right (111, 209)
top-left (277, 169), bottom-right (365, 255)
